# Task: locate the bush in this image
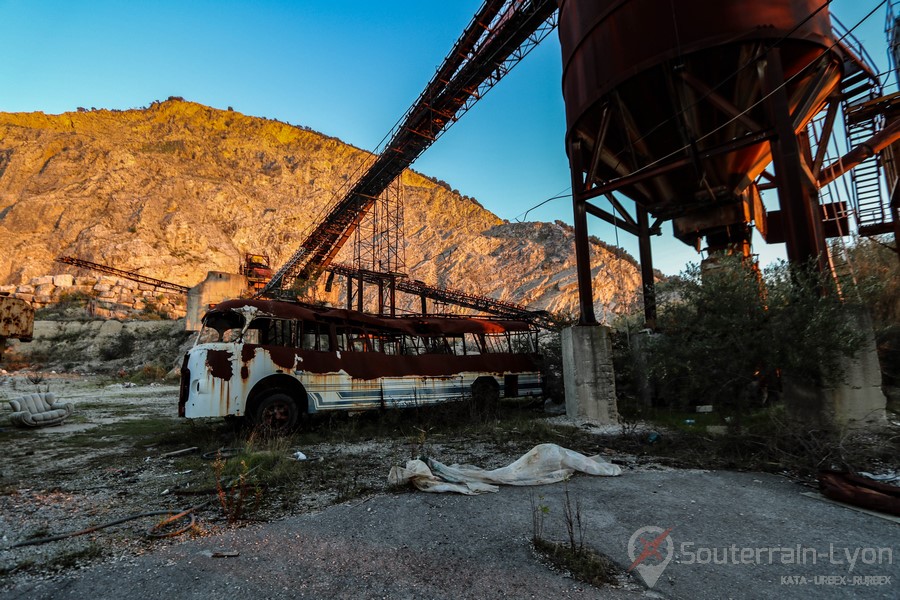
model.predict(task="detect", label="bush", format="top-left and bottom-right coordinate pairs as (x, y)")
top-left (645, 257), bottom-right (867, 422)
top-left (832, 236), bottom-right (900, 328)
top-left (99, 331), bottom-right (136, 360)
top-left (34, 291), bottom-right (92, 320)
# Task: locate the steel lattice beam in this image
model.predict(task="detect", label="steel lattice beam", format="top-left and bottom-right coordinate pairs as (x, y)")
top-left (55, 256), bottom-right (190, 293)
top-left (262, 0), bottom-right (558, 297)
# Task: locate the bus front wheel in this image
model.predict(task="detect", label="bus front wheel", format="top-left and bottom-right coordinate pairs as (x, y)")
top-left (253, 391), bottom-right (299, 432)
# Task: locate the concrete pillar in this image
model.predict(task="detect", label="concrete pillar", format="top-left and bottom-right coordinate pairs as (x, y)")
top-left (185, 272), bottom-right (248, 331)
top-left (562, 325), bottom-right (618, 424)
top-left (785, 311), bottom-right (886, 429)
top-left (630, 331), bottom-right (654, 407)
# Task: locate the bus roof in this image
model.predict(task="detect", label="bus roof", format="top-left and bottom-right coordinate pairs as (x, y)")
top-left (208, 299), bottom-right (534, 335)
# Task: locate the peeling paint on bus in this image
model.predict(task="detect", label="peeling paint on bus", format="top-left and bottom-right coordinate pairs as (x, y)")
top-left (179, 299), bottom-right (543, 422)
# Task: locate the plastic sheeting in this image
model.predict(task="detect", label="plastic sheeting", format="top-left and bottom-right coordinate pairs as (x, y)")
top-left (388, 443), bottom-right (622, 495)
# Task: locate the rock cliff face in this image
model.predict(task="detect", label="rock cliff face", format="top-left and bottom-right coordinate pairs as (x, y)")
top-left (0, 99), bottom-right (642, 320)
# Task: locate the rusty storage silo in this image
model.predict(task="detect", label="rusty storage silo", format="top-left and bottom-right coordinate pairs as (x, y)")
top-left (557, 0), bottom-right (843, 323)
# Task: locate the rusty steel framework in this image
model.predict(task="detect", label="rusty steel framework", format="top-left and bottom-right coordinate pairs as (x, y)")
top-left (353, 178), bottom-right (406, 276)
top-left (261, 0), bottom-right (558, 298)
top-left (558, 0), bottom-right (900, 327)
top-left (348, 177), bottom-right (406, 314)
top-left (326, 262), bottom-right (553, 327)
top-left (55, 256), bottom-right (190, 293)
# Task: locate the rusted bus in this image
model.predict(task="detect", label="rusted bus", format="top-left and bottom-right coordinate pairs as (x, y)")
top-left (178, 299), bottom-right (543, 429)
top-left (0, 296), bottom-right (34, 342)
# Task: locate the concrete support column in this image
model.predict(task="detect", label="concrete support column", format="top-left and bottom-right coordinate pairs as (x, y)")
top-left (785, 311), bottom-right (887, 429)
top-left (562, 325), bottom-right (618, 424)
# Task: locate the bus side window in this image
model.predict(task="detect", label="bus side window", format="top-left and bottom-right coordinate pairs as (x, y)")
top-left (350, 334), bottom-right (369, 352)
top-left (464, 333), bottom-right (483, 354)
top-left (382, 338), bottom-right (401, 355)
top-left (448, 335), bottom-right (465, 356)
top-left (347, 327), bottom-right (371, 352)
top-left (424, 336), bottom-right (451, 354)
top-left (403, 335), bottom-right (424, 355)
top-left (483, 334), bottom-right (506, 353)
top-left (300, 332), bottom-right (316, 350)
top-left (252, 318), bottom-right (295, 347)
top-left (511, 332), bottom-right (535, 353)
top-left (300, 321), bottom-right (327, 351)
top-left (298, 320), bottom-right (311, 350)
top-left (334, 327), bottom-right (347, 352)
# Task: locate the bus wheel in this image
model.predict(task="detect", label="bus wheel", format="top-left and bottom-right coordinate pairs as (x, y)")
top-left (253, 391), bottom-right (299, 433)
top-left (471, 377), bottom-right (500, 420)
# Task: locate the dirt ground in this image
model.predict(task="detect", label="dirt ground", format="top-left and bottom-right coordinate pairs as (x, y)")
top-left (2, 367), bottom-right (897, 596)
top-left (0, 370), bottom-right (642, 592)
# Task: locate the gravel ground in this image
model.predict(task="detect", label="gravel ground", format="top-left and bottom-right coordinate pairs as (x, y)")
top-left (3, 371), bottom-right (897, 599)
top-left (0, 371), bottom-right (625, 593)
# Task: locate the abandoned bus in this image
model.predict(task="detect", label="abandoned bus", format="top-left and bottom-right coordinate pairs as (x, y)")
top-left (178, 299), bottom-right (542, 429)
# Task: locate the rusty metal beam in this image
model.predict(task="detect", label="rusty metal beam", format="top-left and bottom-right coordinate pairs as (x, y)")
top-left (570, 140), bottom-right (596, 325)
top-left (637, 206), bottom-right (656, 329)
top-left (576, 128), bottom-right (775, 204)
top-left (818, 118), bottom-right (900, 187)
top-left (585, 105), bottom-right (612, 185)
top-left (605, 193), bottom-right (638, 228)
top-left (55, 256), bottom-right (189, 293)
top-left (679, 71), bottom-right (762, 133)
top-left (584, 201), bottom-right (640, 237)
top-left (811, 98), bottom-right (840, 178)
top-left (762, 48), bottom-right (827, 271)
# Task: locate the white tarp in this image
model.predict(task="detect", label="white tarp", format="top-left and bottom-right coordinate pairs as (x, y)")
top-left (387, 443), bottom-right (622, 495)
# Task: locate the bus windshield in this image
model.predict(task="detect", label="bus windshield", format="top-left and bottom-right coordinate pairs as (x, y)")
top-left (196, 310), bottom-right (246, 344)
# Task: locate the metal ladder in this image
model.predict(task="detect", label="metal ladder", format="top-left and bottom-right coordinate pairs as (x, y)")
top-left (832, 15), bottom-right (890, 236)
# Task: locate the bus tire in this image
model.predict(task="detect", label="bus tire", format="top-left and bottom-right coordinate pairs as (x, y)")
top-left (472, 377), bottom-right (500, 419)
top-left (252, 391), bottom-right (299, 433)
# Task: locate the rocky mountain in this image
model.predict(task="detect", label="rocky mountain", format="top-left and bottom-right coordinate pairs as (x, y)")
top-left (0, 98), bottom-right (642, 320)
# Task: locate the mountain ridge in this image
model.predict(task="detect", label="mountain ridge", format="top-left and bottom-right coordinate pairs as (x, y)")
top-left (0, 98), bottom-right (643, 320)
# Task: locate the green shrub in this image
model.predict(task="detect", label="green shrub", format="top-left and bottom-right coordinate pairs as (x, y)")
top-left (645, 257), bottom-right (866, 421)
top-left (34, 291), bottom-right (93, 320)
top-left (99, 330), bottom-right (136, 360)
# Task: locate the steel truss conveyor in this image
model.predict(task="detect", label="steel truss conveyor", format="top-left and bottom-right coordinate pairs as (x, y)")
top-left (262, 0), bottom-right (558, 297)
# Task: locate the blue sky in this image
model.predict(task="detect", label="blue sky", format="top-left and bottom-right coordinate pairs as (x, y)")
top-left (0, 1), bottom-right (892, 275)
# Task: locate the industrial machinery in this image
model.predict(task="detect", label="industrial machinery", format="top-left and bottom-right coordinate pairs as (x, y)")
top-left (261, 0), bottom-right (559, 306)
top-left (261, 1), bottom-right (898, 329)
top-left (60, 2), bottom-right (900, 332)
top-left (241, 254), bottom-right (273, 294)
top-left (556, 0), bottom-right (899, 324)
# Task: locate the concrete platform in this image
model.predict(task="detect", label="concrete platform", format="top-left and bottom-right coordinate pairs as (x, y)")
top-left (5, 469), bottom-right (898, 599)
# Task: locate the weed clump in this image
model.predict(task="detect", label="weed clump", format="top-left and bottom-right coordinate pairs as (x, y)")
top-left (99, 330), bottom-right (135, 360)
top-left (530, 485), bottom-right (621, 587)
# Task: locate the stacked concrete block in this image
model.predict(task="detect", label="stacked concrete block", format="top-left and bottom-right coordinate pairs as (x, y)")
top-left (3, 274), bottom-right (187, 320)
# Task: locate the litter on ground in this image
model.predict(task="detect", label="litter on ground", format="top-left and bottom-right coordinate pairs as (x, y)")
top-left (388, 443), bottom-right (622, 495)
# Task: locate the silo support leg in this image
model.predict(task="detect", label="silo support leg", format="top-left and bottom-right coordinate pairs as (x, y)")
top-left (637, 206), bottom-right (656, 329)
top-left (762, 48), bottom-right (828, 271)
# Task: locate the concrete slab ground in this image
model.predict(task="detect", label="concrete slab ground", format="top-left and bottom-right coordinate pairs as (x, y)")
top-left (4, 469), bottom-right (897, 599)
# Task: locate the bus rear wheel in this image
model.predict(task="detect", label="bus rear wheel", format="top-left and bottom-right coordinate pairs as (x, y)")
top-left (252, 391), bottom-right (299, 433)
top-left (471, 377), bottom-right (500, 420)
